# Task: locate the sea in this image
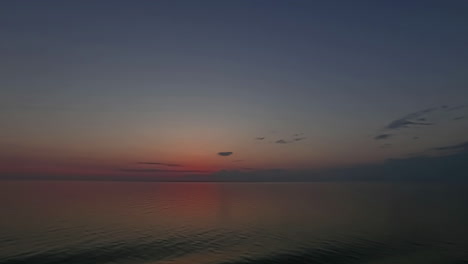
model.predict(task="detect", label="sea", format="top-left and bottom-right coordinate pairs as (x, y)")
top-left (1, 181), bottom-right (467, 264)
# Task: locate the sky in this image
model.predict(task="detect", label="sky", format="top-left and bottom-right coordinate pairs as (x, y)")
top-left (1, 0), bottom-right (468, 181)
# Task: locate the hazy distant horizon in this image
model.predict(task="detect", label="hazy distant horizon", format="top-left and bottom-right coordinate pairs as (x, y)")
top-left (2, 145), bottom-right (467, 182)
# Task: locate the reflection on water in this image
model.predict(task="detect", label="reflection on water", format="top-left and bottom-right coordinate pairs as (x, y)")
top-left (1, 181), bottom-right (468, 264)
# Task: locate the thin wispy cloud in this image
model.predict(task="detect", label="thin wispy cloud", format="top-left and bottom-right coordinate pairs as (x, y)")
top-left (372, 106), bottom-right (446, 142)
top-left (255, 132), bottom-right (307, 145)
top-left (374, 104), bottom-right (468, 143)
top-left (386, 118), bottom-right (433, 130)
top-left (447, 104), bottom-right (468, 111)
top-left (431, 141), bottom-right (468, 152)
top-left (406, 141), bottom-right (468, 158)
top-left (384, 107), bottom-right (438, 130)
top-left (137, 162), bottom-right (183, 167)
top-left (293, 137), bottom-right (306, 142)
top-left (275, 138), bottom-right (306, 144)
top-left (374, 134), bottom-right (393, 140)
top-left (388, 120), bottom-right (433, 130)
top-left (383, 104), bottom-right (468, 131)
top-left (218, 152), bottom-right (233, 157)
top-left (273, 135), bottom-right (307, 144)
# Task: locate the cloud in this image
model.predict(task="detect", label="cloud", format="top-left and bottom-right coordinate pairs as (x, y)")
top-left (385, 120), bottom-right (433, 130)
top-left (293, 137), bottom-right (306, 142)
top-left (293, 133), bottom-right (304, 136)
top-left (275, 137), bottom-right (306, 144)
top-left (218, 152), bottom-right (233, 156)
top-left (380, 103), bottom-right (468, 133)
top-left (137, 162), bottom-right (183, 167)
top-left (375, 104), bottom-right (467, 141)
top-left (384, 107), bottom-right (437, 130)
top-left (405, 107), bottom-right (439, 118)
top-left (255, 137), bottom-right (265, 140)
top-left (407, 141), bottom-right (468, 157)
top-left (374, 134), bottom-right (393, 140)
top-left (413, 136), bottom-right (419, 140)
top-left (431, 141), bottom-right (468, 152)
top-left (447, 104), bottom-right (468, 111)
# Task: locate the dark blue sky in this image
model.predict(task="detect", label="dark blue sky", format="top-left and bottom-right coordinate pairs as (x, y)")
top-left (1, 1), bottom-right (468, 180)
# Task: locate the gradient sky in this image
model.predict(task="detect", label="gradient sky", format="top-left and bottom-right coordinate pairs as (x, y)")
top-left (1, 1), bottom-right (468, 180)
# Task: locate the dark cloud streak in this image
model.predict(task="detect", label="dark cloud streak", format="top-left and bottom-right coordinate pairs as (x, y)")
top-left (431, 141), bottom-right (468, 152)
top-left (275, 137), bottom-right (307, 144)
top-left (384, 107), bottom-right (438, 130)
top-left (374, 134), bottom-right (393, 140)
top-left (293, 137), bottom-right (306, 142)
top-left (386, 120), bottom-right (433, 130)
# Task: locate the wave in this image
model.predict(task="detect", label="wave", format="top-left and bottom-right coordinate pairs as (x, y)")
top-left (3, 234), bottom-right (465, 264)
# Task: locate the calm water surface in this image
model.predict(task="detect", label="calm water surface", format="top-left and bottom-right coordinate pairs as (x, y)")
top-left (1, 181), bottom-right (467, 264)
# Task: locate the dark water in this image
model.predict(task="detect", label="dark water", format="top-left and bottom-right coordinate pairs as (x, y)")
top-left (1, 181), bottom-right (468, 264)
